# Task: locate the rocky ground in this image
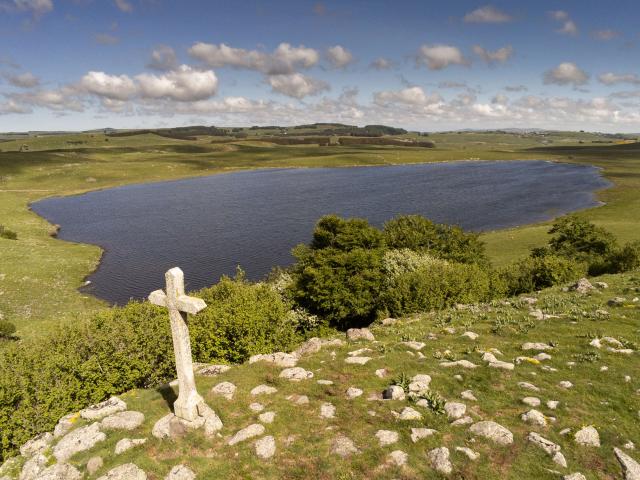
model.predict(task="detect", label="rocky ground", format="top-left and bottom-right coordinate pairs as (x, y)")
top-left (1, 272), bottom-right (639, 479)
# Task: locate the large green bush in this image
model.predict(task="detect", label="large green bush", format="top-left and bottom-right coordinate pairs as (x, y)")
top-left (501, 254), bottom-right (586, 296)
top-left (383, 215), bottom-right (487, 265)
top-left (190, 273), bottom-right (298, 364)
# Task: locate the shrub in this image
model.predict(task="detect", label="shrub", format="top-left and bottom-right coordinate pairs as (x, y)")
top-left (501, 254), bottom-right (586, 296)
top-left (0, 320), bottom-right (16, 339)
top-left (604, 241), bottom-right (640, 273)
top-left (381, 248), bottom-right (442, 287)
top-left (383, 215), bottom-right (487, 265)
top-left (0, 226), bottom-right (17, 240)
top-left (382, 260), bottom-right (493, 316)
top-left (190, 272), bottom-right (298, 364)
top-left (547, 216), bottom-right (617, 262)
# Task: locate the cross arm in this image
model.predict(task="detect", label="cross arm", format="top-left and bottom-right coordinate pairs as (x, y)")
top-left (148, 289), bottom-right (167, 307)
top-left (176, 295), bottom-right (207, 315)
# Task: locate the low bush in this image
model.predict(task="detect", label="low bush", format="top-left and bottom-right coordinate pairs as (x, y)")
top-left (501, 254), bottom-right (586, 296)
top-left (0, 320), bottom-right (16, 339)
top-left (0, 226), bottom-right (17, 240)
top-left (190, 273), bottom-right (298, 364)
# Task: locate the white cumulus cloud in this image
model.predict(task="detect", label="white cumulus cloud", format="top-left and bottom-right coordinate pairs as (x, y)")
top-left (463, 5), bottom-right (512, 23)
top-left (473, 45), bottom-right (513, 64)
top-left (543, 62), bottom-right (589, 86)
top-left (79, 71), bottom-right (137, 100)
top-left (3, 71), bottom-right (40, 88)
top-left (373, 86), bottom-right (441, 107)
top-left (598, 72), bottom-right (640, 85)
top-left (135, 65), bottom-right (218, 102)
top-left (147, 45), bottom-right (178, 71)
top-left (416, 44), bottom-right (467, 70)
top-left (114, 0), bottom-right (132, 12)
top-left (549, 10), bottom-right (578, 36)
top-left (326, 45), bottom-right (354, 68)
top-left (267, 73), bottom-right (329, 99)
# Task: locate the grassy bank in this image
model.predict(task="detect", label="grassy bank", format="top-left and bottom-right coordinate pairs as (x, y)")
top-left (0, 130), bottom-right (639, 335)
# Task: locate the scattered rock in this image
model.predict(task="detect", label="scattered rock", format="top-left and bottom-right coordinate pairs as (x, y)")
top-left (375, 368), bottom-right (388, 378)
top-left (250, 385), bottom-right (278, 395)
top-left (195, 364), bottom-right (231, 376)
top-left (461, 390), bottom-right (477, 401)
top-left (381, 317), bottom-right (397, 326)
top-left (409, 374), bottom-right (431, 392)
top-left (293, 337), bottom-right (344, 357)
top-left (571, 278), bottom-right (594, 294)
top-left (522, 397), bottom-right (541, 407)
top-left (402, 341), bottom-right (426, 350)
top-left (53, 422), bottom-right (106, 462)
top-left (279, 367), bottom-right (313, 381)
top-left (19, 453), bottom-right (48, 480)
top-left (461, 331), bottom-right (479, 340)
top-left (444, 402), bottom-right (467, 420)
top-left (346, 387), bottom-right (363, 399)
top-left (614, 447), bottom-right (640, 480)
top-left (594, 282), bottom-right (608, 289)
top-left (427, 447), bottom-right (452, 475)
top-left (101, 411), bottom-right (145, 431)
top-left (521, 409), bottom-right (547, 427)
top-left (456, 446), bottom-right (480, 460)
top-left (346, 328), bottom-right (375, 342)
top-left (254, 435), bottom-right (276, 459)
top-left (114, 438), bottom-right (146, 455)
top-left (387, 450), bottom-right (408, 466)
top-left (96, 464), bottom-right (147, 480)
top-left (608, 297), bottom-right (627, 307)
top-left (20, 432), bottom-right (53, 458)
top-left (53, 413), bottom-right (78, 438)
top-left (211, 381), bottom-right (236, 400)
top-left (165, 465), bottom-right (196, 480)
top-left (451, 416), bottom-right (474, 426)
top-left (258, 411), bottom-right (276, 424)
top-left (411, 427), bottom-right (437, 443)
top-left (399, 407), bottom-right (422, 421)
top-left (249, 352), bottom-right (298, 368)
top-left (286, 394), bottom-right (309, 405)
top-left (228, 424), bottom-right (266, 446)
top-left (331, 436), bottom-right (359, 457)
top-left (563, 474), bottom-right (586, 480)
top-left (522, 342), bottom-right (553, 351)
top-left (344, 357), bottom-right (371, 365)
top-left (547, 400), bottom-right (560, 410)
top-left (469, 421), bottom-right (513, 445)
top-left (35, 463), bottom-right (82, 480)
top-left (518, 382), bottom-right (540, 392)
top-left (440, 360), bottom-right (478, 369)
top-left (87, 456), bottom-right (104, 475)
top-left (375, 430), bottom-right (399, 446)
top-left (80, 397), bottom-right (127, 421)
top-left (320, 403), bottom-right (336, 419)
top-left (249, 403), bottom-right (265, 413)
top-left (558, 381), bottom-right (574, 389)
top-left (574, 426), bottom-right (600, 447)
top-left (383, 385), bottom-right (406, 400)
top-left (317, 379), bottom-right (334, 385)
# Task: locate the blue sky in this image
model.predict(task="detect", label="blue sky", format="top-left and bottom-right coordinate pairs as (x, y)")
top-left (1, 0), bottom-right (640, 132)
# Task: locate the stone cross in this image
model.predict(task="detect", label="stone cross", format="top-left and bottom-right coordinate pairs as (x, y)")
top-left (149, 267), bottom-right (206, 422)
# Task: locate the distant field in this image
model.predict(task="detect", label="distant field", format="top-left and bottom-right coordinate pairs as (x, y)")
top-left (0, 130), bottom-right (638, 336)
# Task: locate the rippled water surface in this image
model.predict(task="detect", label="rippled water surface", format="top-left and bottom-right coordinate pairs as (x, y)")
top-left (32, 161), bottom-right (609, 304)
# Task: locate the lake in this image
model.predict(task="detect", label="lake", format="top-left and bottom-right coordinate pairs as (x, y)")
top-left (31, 160), bottom-right (610, 304)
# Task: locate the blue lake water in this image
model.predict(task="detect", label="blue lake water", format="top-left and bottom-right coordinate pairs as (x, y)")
top-left (31, 160), bottom-right (610, 304)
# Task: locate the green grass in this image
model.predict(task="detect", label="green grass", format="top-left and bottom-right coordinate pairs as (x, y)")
top-left (1, 130), bottom-right (639, 335)
top-left (9, 271), bottom-right (638, 479)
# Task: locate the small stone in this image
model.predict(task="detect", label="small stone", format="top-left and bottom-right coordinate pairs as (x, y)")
top-left (410, 427), bottom-right (437, 443)
top-left (409, 374), bottom-right (432, 392)
top-left (522, 342), bottom-right (553, 351)
top-left (114, 438), bottom-right (146, 455)
top-left (614, 447), bottom-right (640, 480)
top-left (399, 407), bottom-right (422, 420)
top-left (427, 447), bottom-right (452, 475)
top-left (383, 385), bottom-right (406, 400)
top-left (563, 474), bottom-right (586, 480)
top-left (560, 428), bottom-right (571, 436)
top-left (251, 385), bottom-right (278, 395)
top-left (553, 452), bottom-right (568, 468)
top-left (461, 331), bottom-right (479, 340)
top-left (254, 435), bottom-right (276, 459)
top-left (451, 416), bottom-right (474, 426)
top-left (375, 430), bottom-right (399, 446)
top-left (279, 367), bottom-right (313, 381)
top-left (96, 464), bottom-right (147, 480)
top-left (286, 394), bottom-right (309, 405)
top-left (461, 390), bottom-right (477, 401)
top-left (444, 402), bottom-right (467, 420)
top-left (558, 381), bottom-right (573, 389)
top-left (518, 382), bottom-right (540, 392)
top-left (53, 413), bottom-right (78, 438)
top-left (80, 397), bottom-right (127, 421)
top-left (249, 403), bottom-right (265, 412)
top-left (346, 328), bottom-right (375, 341)
top-left (469, 421), bottom-right (513, 445)
top-left (608, 297), bottom-right (627, 307)
top-left (375, 368), bottom-right (388, 378)
top-left (34, 464), bottom-right (82, 480)
top-left (317, 379), bottom-right (334, 385)
top-left (212, 381), bottom-right (236, 400)
top-left (534, 353), bottom-right (552, 361)
top-left (195, 364), bottom-right (231, 376)
top-left (258, 411), bottom-right (276, 424)
top-left (547, 400), bottom-right (560, 409)
top-left (101, 411), bottom-right (145, 431)
top-left (20, 432), bottom-right (54, 457)
top-left (381, 317), bottom-right (397, 326)
top-left (249, 352), bottom-right (298, 367)
top-left (453, 374), bottom-right (463, 381)
top-left (528, 432), bottom-right (561, 456)
top-left (625, 441), bottom-right (636, 450)
top-left (345, 356), bottom-right (371, 365)
top-left (455, 446), bottom-right (480, 460)
top-left (522, 397), bottom-right (541, 407)
top-left (165, 465), bottom-right (196, 480)
top-left (571, 278), bottom-right (594, 294)
top-left (594, 282), bottom-right (608, 289)
top-left (331, 435), bottom-right (359, 457)
top-left (387, 450), bottom-right (408, 466)
top-left (87, 456), bottom-right (104, 476)
top-left (228, 424), bottom-right (265, 446)
top-left (320, 403), bottom-right (336, 419)
top-left (440, 360), bottom-right (478, 369)
top-left (574, 426), bottom-right (600, 447)
top-left (19, 454), bottom-right (48, 480)
top-left (403, 341), bottom-right (426, 350)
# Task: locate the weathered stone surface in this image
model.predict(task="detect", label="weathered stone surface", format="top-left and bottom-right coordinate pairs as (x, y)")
top-left (211, 381), bottom-right (236, 400)
top-left (165, 465), bottom-right (196, 480)
top-left (250, 384), bottom-right (278, 395)
top-left (375, 430), bottom-right (399, 446)
top-left (152, 413), bottom-right (176, 439)
top-left (440, 360), bottom-right (478, 369)
top-left (456, 446), bottom-right (479, 460)
top-left (346, 328), bottom-right (375, 342)
top-left (399, 407), bottom-right (422, 421)
top-left (228, 424), bottom-right (265, 446)
top-left (469, 421), bottom-right (513, 445)
top-left (195, 364), bottom-right (231, 376)
top-left (279, 367), bottom-right (314, 381)
top-left (387, 450), bottom-right (408, 466)
top-left (53, 413), bottom-right (78, 438)
top-left (87, 457), bottom-right (104, 476)
top-left (428, 447), bottom-right (452, 475)
top-left (35, 463), bottom-right (82, 480)
top-left (255, 436), bottom-right (276, 459)
top-left (571, 278), bottom-right (594, 294)
top-left (409, 374), bottom-right (432, 392)
top-left (451, 416), bottom-right (474, 427)
top-left (402, 341), bottom-right (426, 350)
top-left (521, 409), bottom-right (547, 427)
top-left (381, 317), bottom-right (397, 326)
top-left (461, 390), bottom-right (477, 401)
top-left (522, 342), bottom-right (553, 351)
top-left (383, 385), bottom-right (406, 400)
top-left (528, 432), bottom-right (561, 456)
top-left (563, 474), bottom-right (586, 480)
top-left (558, 380), bottom-right (574, 389)
top-left (574, 426), bottom-right (600, 447)
top-left (518, 382), bottom-right (540, 392)
top-left (522, 397), bottom-right (541, 407)
top-left (410, 428), bottom-right (437, 442)
top-left (19, 453), bottom-right (47, 480)
top-left (114, 438), bottom-right (146, 455)
top-left (608, 297), bottom-right (627, 307)
top-left (96, 464), bottom-right (147, 480)
top-left (615, 447), bottom-right (640, 480)
top-left (249, 403), bottom-right (265, 413)
top-left (102, 411), bottom-right (145, 431)
top-left (20, 432), bottom-right (53, 458)
top-left (444, 402), bottom-right (467, 420)
top-left (461, 331), bottom-right (479, 340)
top-left (320, 403), bottom-right (336, 419)
top-left (344, 356), bottom-right (371, 365)
top-left (286, 394), bottom-right (309, 405)
top-left (53, 422), bottom-right (106, 462)
top-left (346, 387), bottom-right (363, 399)
top-left (249, 352), bottom-right (298, 368)
top-left (293, 337), bottom-right (344, 357)
top-left (331, 436), bottom-right (359, 457)
top-left (258, 411), bottom-right (276, 424)
top-left (80, 397), bottom-right (127, 421)
top-left (317, 379), bottom-right (334, 385)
